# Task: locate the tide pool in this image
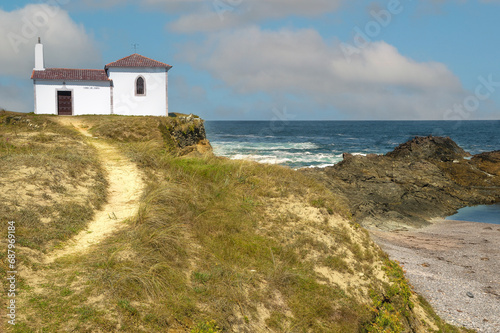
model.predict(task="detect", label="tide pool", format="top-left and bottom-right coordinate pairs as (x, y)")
top-left (446, 204), bottom-right (500, 224)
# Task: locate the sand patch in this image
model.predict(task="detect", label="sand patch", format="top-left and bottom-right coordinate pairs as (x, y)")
top-left (262, 196), bottom-right (389, 301)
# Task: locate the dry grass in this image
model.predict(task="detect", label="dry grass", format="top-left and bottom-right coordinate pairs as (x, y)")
top-left (82, 147), bottom-right (371, 332)
top-left (0, 112), bottom-right (107, 252)
top-left (1, 113), bottom-right (472, 333)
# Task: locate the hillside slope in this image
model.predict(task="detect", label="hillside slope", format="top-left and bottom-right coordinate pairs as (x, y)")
top-left (0, 112), bottom-right (469, 332)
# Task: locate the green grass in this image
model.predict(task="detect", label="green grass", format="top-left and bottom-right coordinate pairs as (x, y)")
top-left (191, 320), bottom-right (222, 333)
top-left (367, 259), bottom-right (414, 332)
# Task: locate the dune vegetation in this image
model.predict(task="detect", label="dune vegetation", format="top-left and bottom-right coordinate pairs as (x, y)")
top-left (0, 111), bottom-right (471, 332)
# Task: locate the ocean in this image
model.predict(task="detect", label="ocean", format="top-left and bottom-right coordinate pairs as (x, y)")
top-left (205, 120), bottom-right (500, 224)
top-left (205, 120), bottom-right (500, 169)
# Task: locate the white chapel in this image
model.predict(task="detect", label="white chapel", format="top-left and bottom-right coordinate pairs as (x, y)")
top-left (31, 39), bottom-right (172, 116)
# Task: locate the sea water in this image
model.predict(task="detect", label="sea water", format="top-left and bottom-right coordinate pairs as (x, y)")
top-left (205, 120), bottom-right (500, 224)
top-left (205, 120), bottom-right (499, 169)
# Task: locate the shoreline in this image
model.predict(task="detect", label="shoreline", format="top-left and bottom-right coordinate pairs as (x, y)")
top-left (370, 219), bottom-right (500, 332)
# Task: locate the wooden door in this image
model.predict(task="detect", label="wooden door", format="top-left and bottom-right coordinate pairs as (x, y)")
top-left (57, 91), bottom-right (72, 115)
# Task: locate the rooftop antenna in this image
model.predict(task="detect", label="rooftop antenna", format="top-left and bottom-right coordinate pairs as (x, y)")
top-left (132, 43), bottom-right (139, 53)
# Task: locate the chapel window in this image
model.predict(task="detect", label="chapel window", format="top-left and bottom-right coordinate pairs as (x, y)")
top-left (136, 76), bottom-right (145, 95)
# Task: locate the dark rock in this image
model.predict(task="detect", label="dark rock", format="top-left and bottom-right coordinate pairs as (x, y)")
top-left (466, 292), bottom-right (474, 298)
top-left (159, 117), bottom-right (209, 151)
top-left (472, 151), bottom-right (500, 176)
top-left (172, 121), bottom-right (206, 149)
top-left (342, 152), bottom-right (353, 161)
top-left (386, 135), bottom-right (470, 162)
top-left (4, 116), bottom-right (22, 125)
top-left (302, 136), bottom-right (500, 230)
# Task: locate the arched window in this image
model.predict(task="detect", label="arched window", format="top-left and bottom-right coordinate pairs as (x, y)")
top-left (136, 76), bottom-right (145, 95)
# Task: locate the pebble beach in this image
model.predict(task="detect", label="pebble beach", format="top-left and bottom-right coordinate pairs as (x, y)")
top-left (371, 220), bottom-right (500, 333)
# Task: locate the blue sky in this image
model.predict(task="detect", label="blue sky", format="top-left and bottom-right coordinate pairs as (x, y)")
top-left (1, 0), bottom-right (499, 120)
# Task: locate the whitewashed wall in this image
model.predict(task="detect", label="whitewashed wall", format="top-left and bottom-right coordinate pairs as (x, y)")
top-left (107, 67), bottom-right (168, 117)
top-left (34, 80), bottom-right (112, 115)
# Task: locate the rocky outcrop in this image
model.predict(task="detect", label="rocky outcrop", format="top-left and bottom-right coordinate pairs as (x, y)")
top-left (85, 114), bottom-right (212, 156)
top-left (158, 116), bottom-right (212, 156)
top-left (303, 136), bottom-right (500, 230)
top-left (386, 135), bottom-right (470, 161)
top-left (165, 118), bottom-right (207, 148)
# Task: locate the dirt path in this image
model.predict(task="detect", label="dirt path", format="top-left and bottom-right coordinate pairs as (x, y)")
top-left (371, 220), bottom-right (500, 333)
top-left (45, 117), bottom-right (144, 263)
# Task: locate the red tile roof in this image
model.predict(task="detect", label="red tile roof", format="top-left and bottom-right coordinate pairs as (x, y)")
top-left (31, 68), bottom-right (110, 81)
top-left (105, 54), bottom-right (172, 69)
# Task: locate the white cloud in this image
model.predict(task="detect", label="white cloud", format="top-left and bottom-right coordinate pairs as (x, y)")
top-left (141, 0), bottom-right (205, 11)
top-left (76, 0), bottom-right (201, 11)
top-left (75, 0), bottom-right (344, 31)
top-left (78, 0), bottom-right (129, 9)
top-left (180, 27), bottom-right (469, 120)
top-left (169, 0), bottom-right (344, 32)
top-left (0, 4), bottom-right (101, 78)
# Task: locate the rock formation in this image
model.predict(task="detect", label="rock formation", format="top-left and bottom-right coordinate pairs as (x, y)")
top-left (303, 136), bottom-right (500, 230)
top-left (159, 116), bottom-right (212, 155)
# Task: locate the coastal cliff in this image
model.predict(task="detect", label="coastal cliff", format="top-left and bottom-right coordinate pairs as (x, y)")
top-left (87, 113), bottom-right (213, 156)
top-left (303, 136), bottom-right (500, 230)
top-left (1, 111), bottom-right (212, 157)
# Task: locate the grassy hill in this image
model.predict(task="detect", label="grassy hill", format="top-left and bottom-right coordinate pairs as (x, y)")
top-left (0, 111), bottom-right (470, 332)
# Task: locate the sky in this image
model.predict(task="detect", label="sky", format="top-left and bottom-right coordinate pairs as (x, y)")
top-left (1, 0), bottom-right (499, 120)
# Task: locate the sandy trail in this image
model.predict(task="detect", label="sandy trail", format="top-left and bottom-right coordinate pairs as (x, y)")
top-left (45, 117), bottom-right (144, 263)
